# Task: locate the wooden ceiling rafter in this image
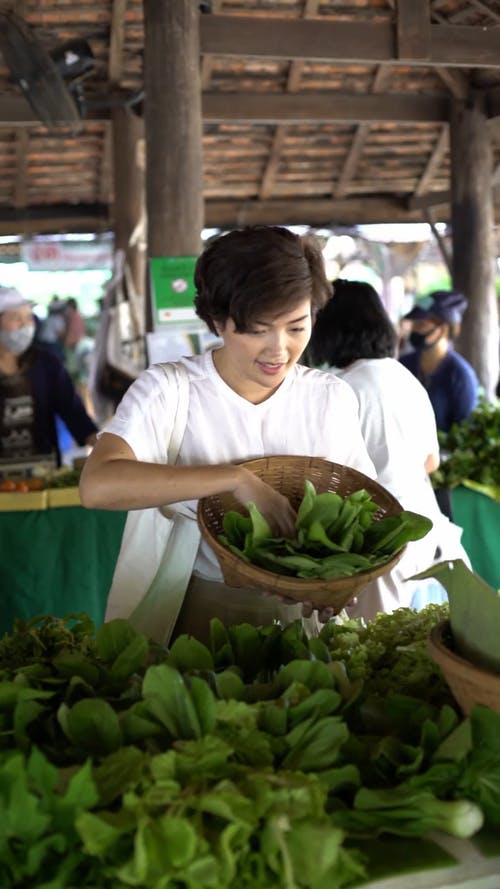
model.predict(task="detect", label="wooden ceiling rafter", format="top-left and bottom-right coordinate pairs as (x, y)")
top-left (258, 0), bottom-right (320, 201)
top-left (200, 0), bottom-right (223, 90)
top-left (13, 128), bottom-right (28, 208)
top-left (108, 0), bottom-right (128, 85)
top-left (99, 121), bottom-right (112, 204)
top-left (412, 123), bottom-right (449, 198)
top-left (461, 0), bottom-right (500, 23)
top-left (333, 66), bottom-right (392, 199)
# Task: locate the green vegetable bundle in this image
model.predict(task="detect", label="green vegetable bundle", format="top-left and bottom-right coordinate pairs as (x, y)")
top-left (431, 398), bottom-right (500, 499)
top-left (1, 606), bottom-right (500, 888)
top-left (219, 481), bottom-right (432, 580)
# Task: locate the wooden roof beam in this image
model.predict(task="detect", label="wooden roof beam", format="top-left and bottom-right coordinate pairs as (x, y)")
top-left (204, 196), bottom-right (448, 226)
top-left (200, 15), bottom-right (500, 69)
top-left (0, 202), bottom-right (110, 235)
top-left (202, 91), bottom-right (450, 123)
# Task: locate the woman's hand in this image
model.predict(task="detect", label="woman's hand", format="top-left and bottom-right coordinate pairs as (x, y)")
top-left (260, 589), bottom-right (335, 624)
top-left (232, 466), bottom-right (297, 538)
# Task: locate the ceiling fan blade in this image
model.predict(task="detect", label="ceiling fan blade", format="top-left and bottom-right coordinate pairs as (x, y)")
top-left (0, 10), bottom-right (81, 128)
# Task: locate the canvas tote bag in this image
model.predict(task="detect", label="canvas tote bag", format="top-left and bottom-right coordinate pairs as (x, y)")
top-left (104, 361), bottom-right (201, 644)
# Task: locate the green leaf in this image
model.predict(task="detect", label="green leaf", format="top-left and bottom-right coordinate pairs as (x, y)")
top-left (95, 619), bottom-right (141, 662)
top-left (26, 747), bottom-right (58, 798)
top-left (142, 664), bottom-right (201, 739)
top-left (63, 759), bottom-right (99, 810)
top-left (110, 632), bottom-right (149, 681)
top-left (76, 810), bottom-right (121, 857)
top-left (213, 669), bottom-right (246, 701)
top-left (247, 501), bottom-right (273, 548)
top-left (92, 746), bottom-right (145, 806)
top-left (222, 510), bottom-right (253, 548)
top-left (59, 698), bottom-right (122, 755)
top-left (295, 478), bottom-right (317, 528)
top-left (167, 634), bottom-right (214, 672)
top-left (414, 559), bottom-right (500, 673)
top-left (189, 676), bottom-right (217, 735)
top-left (277, 659), bottom-right (335, 692)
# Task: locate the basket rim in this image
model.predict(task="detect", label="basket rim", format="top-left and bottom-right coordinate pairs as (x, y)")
top-left (197, 455), bottom-right (406, 593)
top-left (428, 619), bottom-right (500, 685)
top-left (227, 455), bottom-right (404, 511)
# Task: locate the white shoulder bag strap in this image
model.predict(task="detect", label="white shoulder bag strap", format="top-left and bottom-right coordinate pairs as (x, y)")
top-left (105, 361), bottom-right (201, 645)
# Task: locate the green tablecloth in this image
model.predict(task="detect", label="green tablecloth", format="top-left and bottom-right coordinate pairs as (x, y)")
top-left (1, 506), bottom-right (127, 638)
top-left (451, 486), bottom-right (500, 590)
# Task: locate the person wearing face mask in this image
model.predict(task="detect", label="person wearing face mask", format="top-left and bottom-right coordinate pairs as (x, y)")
top-left (0, 287), bottom-right (98, 465)
top-left (399, 290), bottom-right (479, 433)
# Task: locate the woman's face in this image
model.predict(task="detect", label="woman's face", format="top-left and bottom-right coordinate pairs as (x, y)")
top-left (213, 297), bottom-right (312, 403)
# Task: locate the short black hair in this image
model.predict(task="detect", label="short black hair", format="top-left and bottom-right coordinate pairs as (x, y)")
top-left (309, 278), bottom-right (397, 368)
top-left (194, 225), bottom-right (331, 335)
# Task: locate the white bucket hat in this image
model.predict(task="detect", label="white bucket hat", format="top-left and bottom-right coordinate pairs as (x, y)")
top-left (0, 286), bottom-right (32, 313)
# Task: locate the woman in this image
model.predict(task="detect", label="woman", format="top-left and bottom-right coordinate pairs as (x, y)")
top-left (308, 278), bottom-right (471, 619)
top-left (80, 226), bottom-right (375, 641)
top-left (0, 287), bottom-right (97, 465)
top-left (400, 289), bottom-right (479, 432)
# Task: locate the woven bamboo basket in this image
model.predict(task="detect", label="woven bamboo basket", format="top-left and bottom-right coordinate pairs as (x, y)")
top-left (428, 620), bottom-right (500, 715)
top-left (197, 455), bottom-right (406, 611)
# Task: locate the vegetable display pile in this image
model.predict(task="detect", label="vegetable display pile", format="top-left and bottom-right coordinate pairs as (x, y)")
top-left (219, 481), bottom-right (432, 579)
top-left (431, 398), bottom-right (500, 495)
top-left (0, 467), bottom-right (81, 494)
top-left (0, 605), bottom-right (499, 888)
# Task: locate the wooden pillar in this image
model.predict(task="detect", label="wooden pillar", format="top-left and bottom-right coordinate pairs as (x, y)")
top-left (450, 95), bottom-right (499, 400)
top-left (111, 107), bottom-right (146, 297)
top-left (143, 0), bottom-right (204, 332)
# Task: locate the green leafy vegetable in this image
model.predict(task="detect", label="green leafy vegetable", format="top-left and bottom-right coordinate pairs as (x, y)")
top-left (431, 398), bottom-right (500, 499)
top-left (219, 482), bottom-right (432, 581)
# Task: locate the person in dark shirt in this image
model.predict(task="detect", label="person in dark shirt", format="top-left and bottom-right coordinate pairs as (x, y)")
top-left (0, 286), bottom-right (97, 465)
top-left (399, 289), bottom-right (479, 433)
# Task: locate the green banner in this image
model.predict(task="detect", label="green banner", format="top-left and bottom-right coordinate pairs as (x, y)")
top-left (149, 255), bottom-right (198, 327)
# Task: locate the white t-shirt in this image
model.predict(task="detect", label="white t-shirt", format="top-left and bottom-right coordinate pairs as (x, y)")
top-left (333, 358), bottom-right (439, 516)
top-left (103, 349), bottom-right (375, 580)
top-left (331, 358), bottom-right (470, 616)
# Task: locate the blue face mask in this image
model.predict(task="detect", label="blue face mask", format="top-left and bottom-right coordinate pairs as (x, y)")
top-left (0, 324), bottom-right (35, 355)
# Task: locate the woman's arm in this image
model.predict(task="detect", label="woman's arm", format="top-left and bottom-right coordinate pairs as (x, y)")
top-left (425, 451), bottom-right (440, 474)
top-left (79, 432), bottom-right (297, 536)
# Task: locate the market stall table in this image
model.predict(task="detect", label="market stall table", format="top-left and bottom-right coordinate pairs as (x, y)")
top-left (0, 493), bottom-right (126, 637)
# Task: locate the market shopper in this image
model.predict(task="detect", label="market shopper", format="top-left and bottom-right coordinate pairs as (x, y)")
top-left (0, 287), bottom-right (98, 465)
top-left (80, 225), bottom-right (376, 641)
top-left (308, 278), bottom-right (471, 619)
top-left (399, 289), bottom-right (479, 433)
top-left (34, 295), bottom-right (67, 362)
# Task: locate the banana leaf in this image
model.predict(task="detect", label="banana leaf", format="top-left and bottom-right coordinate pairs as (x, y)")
top-left (412, 559), bottom-right (500, 674)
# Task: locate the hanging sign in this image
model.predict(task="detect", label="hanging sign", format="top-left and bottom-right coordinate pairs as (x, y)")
top-left (149, 255), bottom-right (201, 329)
top-left (21, 240), bottom-right (113, 271)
